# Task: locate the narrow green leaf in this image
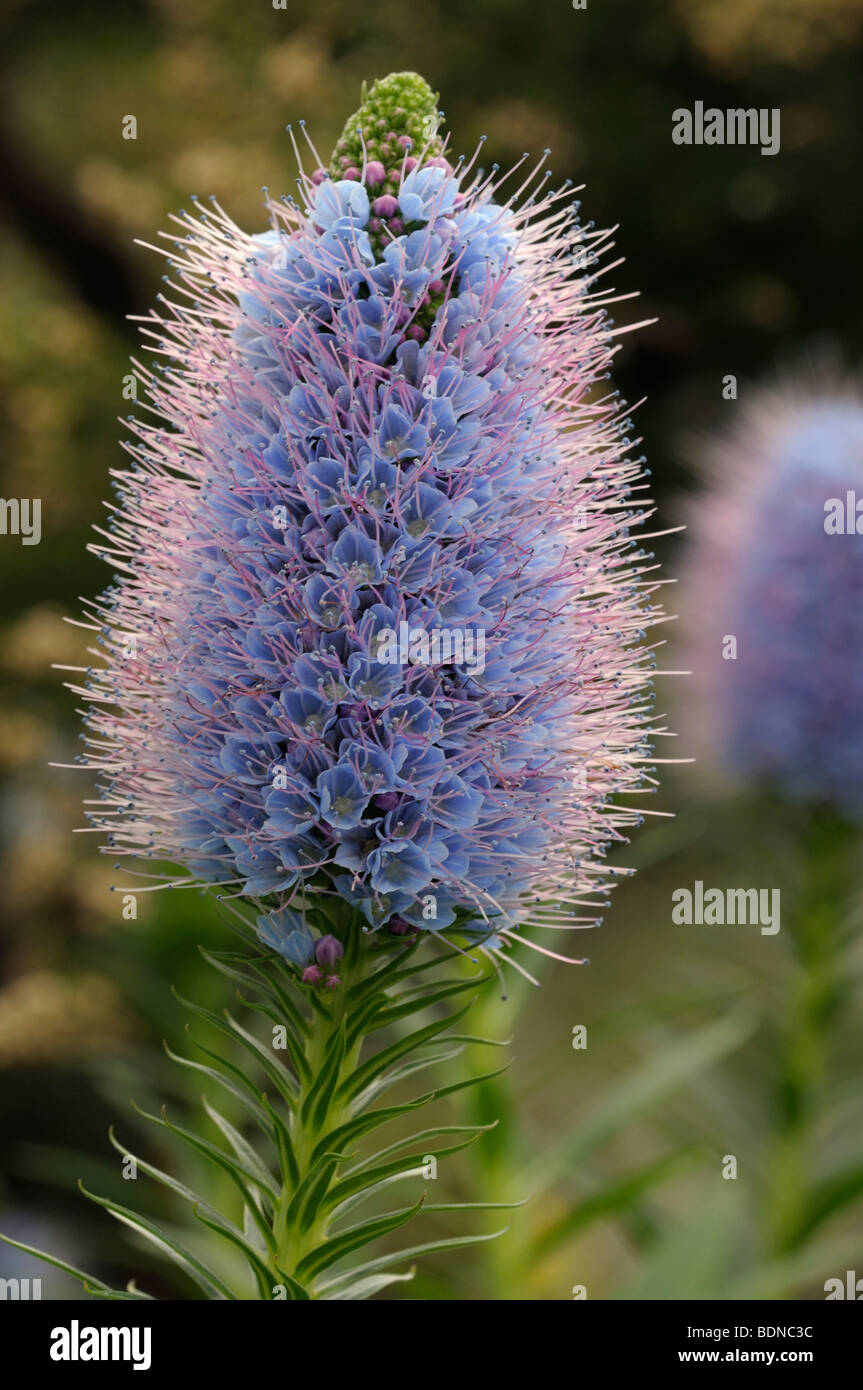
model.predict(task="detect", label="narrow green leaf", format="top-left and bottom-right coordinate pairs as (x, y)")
top-left (247, 959), bottom-right (312, 1043)
top-left (285, 1150), bottom-right (352, 1233)
top-left (83, 1284), bottom-right (155, 1301)
top-left (163, 1036), bottom-right (274, 1141)
top-left (131, 1101), bottom-right (278, 1209)
top-left (317, 1228), bottom-right (507, 1293)
top-left (182, 1025), bottom-right (276, 1114)
top-left (408, 1060), bottom-right (512, 1110)
top-left (0, 1230), bottom-right (126, 1298)
top-left (344, 992), bottom-right (389, 1052)
top-left (331, 1167), bottom-right (431, 1218)
top-left (359, 1044), bottom-right (467, 1103)
top-left (337, 999), bottom-right (476, 1103)
top-left (296, 1196), bottom-right (425, 1280)
top-left (173, 989), bottom-right (297, 1106)
top-left (107, 1125), bottom-right (247, 1241)
top-left (191, 1204), bottom-right (274, 1299)
top-left (418, 1198), bottom-right (529, 1215)
top-left (343, 1122), bottom-right (496, 1178)
top-left (302, 1017), bottom-right (347, 1129)
top-left (272, 1263), bottom-right (311, 1300)
top-left (371, 973), bottom-right (490, 1027)
top-left (446, 1033), bottom-right (512, 1048)
top-left (198, 946), bottom-right (273, 998)
top-left (119, 1124), bottom-right (276, 1287)
top-left (345, 942), bottom-right (419, 1005)
top-left (328, 1130), bottom-right (489, 1212)
top-left (199, 1097), bottom-right (280, 1254)
top-left (235, 989), bottom-right (311, 1086)
top-left (374, 947), bottom-right (467, 998)
top-left (324, 1270), bottom-right (415, 1300)
top-left (77, 1181), bottom-right (238, 1300)
top-left (309, 1097), bottom-right (428, 1165)
top-left (224, 1008), bottom-right (299, 1106)
top-left (261, 1091), bottom-right (299, 1190)
top-left (201, 1096), bottom-right (279, 1198)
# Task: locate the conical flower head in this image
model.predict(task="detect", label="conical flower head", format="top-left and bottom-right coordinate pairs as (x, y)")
top-left (678, 380), bottom-right (863, 818)
top-left (80, 74), bottom-right (661, 967)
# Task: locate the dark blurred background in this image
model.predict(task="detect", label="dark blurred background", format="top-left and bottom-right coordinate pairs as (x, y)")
top-left (1, 0), bottom-right (862, 1300)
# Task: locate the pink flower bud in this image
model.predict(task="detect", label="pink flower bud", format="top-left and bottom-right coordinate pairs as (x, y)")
top-left (364, 160), bottom-right (386, 187)
top-left (428, 279), bottom-right (445, 295)
top-left (388, 217), bottom-right (404, 235)
top-left (301, 964), bottom-right (323, 986)
top-left (315, 934), bottom-right (344, 968)
top-left (388, 916), bottom-right (417, 939)
top-left (342, 166), bottom-right (361, 181)
top-left (311, 169), bottom-right (327, 186)
top-left (372, 195), bottom-right (398, 219)
top-left (324, 974), bottom-right (341, 990)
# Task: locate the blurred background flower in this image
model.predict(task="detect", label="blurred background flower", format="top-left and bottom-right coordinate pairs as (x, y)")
top-left (677, 374), bottom-right (863, 815)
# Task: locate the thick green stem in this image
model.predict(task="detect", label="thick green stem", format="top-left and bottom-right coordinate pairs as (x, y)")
top-left (462, 989), bottom-right (521, 1298)
top-left (273, 946), bottom-right (368, 1290)
top-left (459, 963), bottom-right (540, 1299)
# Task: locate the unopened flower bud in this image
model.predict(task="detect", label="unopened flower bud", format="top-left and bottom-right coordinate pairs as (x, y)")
top-left (315, 934), bottom-right (344, 967)
top-left (373, 194), bottom-right (398, 218)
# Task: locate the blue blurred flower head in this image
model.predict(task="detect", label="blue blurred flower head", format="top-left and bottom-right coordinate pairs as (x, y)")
top-left (680, 384), bottom-right (863, 818)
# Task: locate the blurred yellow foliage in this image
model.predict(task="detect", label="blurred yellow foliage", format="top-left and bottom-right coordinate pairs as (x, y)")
top-left (0, 971), bottom-right (131, 1068)
top-left (677, 0), bottom-right (863, 69)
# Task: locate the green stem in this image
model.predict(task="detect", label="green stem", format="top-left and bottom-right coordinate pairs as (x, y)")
top-left (272, 937), bottom-right (369, 1289)
top-left (765, 809), bottom-right (856, 1262)
top-left (460, 965), bottom-right (539, 1299)
top-left (0, 921), bottom-right (511, 1301)
top-left (278, 1022), bottom-right (353, 1274)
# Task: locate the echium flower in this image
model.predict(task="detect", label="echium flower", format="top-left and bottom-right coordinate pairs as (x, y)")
top-left (80, 71), bottom-right (660, 974)
top-left (678, 377), bottom-right (863, 818)
top-left (2, 71), bottom-right (667, 1306)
